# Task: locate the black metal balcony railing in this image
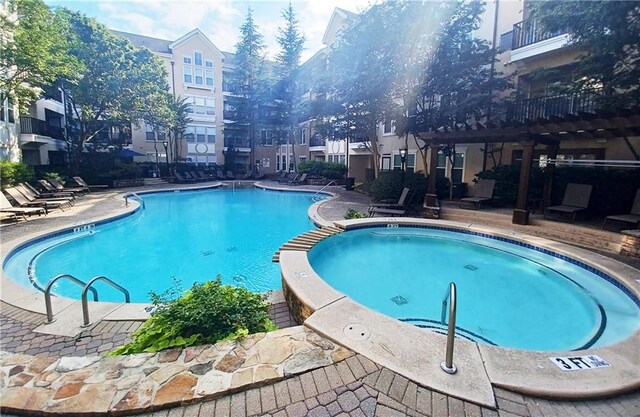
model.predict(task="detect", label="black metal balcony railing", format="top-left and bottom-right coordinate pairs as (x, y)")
top-left (508, 90), bottom-right (601, 123)
top-left (512, 19), bottom-right (565, 50)
top-left (309, 137), bottom-right (325, 147)
top-left (224, 138), bottom-right (251, 148)
top-left (19, 116), bottom-right (65, 140)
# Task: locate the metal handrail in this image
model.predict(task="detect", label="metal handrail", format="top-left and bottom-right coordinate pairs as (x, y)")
top-left (81, 275), bottom-right (131, 327)
top-left (310, 181), bottom-right (337, 200)
top-left (440, 282), bottom-right (458, 374)
top-left (125, 192), bottom-right (145, 209)
top-left (43, 274), bottom-right (97, 324)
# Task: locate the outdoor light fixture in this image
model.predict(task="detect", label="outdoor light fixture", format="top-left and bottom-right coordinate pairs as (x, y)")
top-left (162, 140), bottom-right (169, 168)
top-left (400, 147), bottom-right (408, 172)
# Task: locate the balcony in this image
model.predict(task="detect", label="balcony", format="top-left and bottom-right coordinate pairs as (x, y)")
top-left (19, 116), bottom-right (64, 140)
top-left (309, 137), bottom-right (325, 147)
top-left (224, 138), bottom-right (251, 149)
top-left (510, 19), bottom-right (569, 62)
top-left (507, 90), bottom-right (601, 123)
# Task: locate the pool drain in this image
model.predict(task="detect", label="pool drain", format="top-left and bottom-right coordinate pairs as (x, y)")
top-left (390, 295), bottom-right (408, 305)
top-left (343, 323), bottom-right (370, 342)
top-left (464, 264), bottom-right (478, 271)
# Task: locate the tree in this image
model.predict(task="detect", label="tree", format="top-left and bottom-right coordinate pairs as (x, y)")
top-left (275, 2), bottom-right (305, 171)
top-left (530, 1), bottom-right (640, 107)
top-left (226, 7), bottom-right (267, 175)
top-left (56, 10), bottom-right (171, 173)
top-left (0, 0), bottom-right (75, 111)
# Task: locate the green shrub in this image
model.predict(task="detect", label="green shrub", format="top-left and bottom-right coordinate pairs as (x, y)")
top-left (0, 161), bottom-right (34, 188)
top-left (298, 160), bottom-right (347, 179)
top-left (109, 277), bottom-right (276, 355)
top-left (370, 170), bottom-right (429, 203)
top-left (345, 208), bottom-right (366, 219)
top-left (476, 165), bottom-right (545, 206)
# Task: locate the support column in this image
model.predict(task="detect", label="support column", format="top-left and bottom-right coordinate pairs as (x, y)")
top-left (542, 143), bottom-right (558, 211)
top-left (425, 143), bottom-right (439, 207)
top-left (512, 139), bottom-right (535, 225)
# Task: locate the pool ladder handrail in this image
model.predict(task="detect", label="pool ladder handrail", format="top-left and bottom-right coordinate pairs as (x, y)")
top-left (44, 274), bottom-right (98, 324)
top-left (440, 282), bottom-right (458, 374)
top-left (125, 192), bottom-right (145, 209)
top-left (310, 181), bottom-right (337, 200)
top-left (81, 275), bottom-right (131, 327)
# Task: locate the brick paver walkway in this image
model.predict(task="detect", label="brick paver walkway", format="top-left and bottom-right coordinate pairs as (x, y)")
top-left (2, 183), bottom-right (639, 416)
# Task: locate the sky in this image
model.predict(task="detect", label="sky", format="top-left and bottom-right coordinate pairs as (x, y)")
top-left (44, 0), bottom-right (373, 61)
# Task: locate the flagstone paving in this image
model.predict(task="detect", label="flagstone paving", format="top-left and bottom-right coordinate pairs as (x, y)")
top-left (1, 182), bottom-right (640, 416)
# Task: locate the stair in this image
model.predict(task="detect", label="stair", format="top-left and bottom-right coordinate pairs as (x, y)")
top-left (272, 226), bottom-right (344, 263)
top-left (144, 178), bottom-right (168, 186)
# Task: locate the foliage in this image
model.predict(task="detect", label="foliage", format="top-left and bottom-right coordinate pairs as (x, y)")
top-left (75, 153), bottom-right (142, 184)
top-left (476, 165), bottom-right (545, 207)
top-left (0, 161), bottom-right (34, 188)
top-left (297, 160), bottom-right (346, 179)
top-left (42, 171), bottom-right (64, 183)
top-left (370, 170), bottom-right (428, 203)
top-left (56, 9), bottom-right (171, 174)
top-left (109, 277), bottom-right (276, 355)
top-left (530, 1), bottom-right (640, 107)
top-left (0, 0), bottom-right (75, 111)
top-left (344, 208), bottom-right (366, 219)
top-left (223, 145), bottom-right (240, 174)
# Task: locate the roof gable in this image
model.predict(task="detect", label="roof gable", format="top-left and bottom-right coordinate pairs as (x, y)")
top-left (169, 28), bottom-right (225, 59)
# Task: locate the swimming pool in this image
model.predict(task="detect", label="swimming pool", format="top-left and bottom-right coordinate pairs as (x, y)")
top-left (307, 226), bottom-right (640, 351)
top-left (4, 188), bottom-right (322, 302)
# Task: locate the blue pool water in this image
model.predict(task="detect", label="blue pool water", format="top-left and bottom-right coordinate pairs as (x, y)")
top-left (307, 227), bottom-right (640, 351)
top-left (4, 189), bottom-right (320, 302)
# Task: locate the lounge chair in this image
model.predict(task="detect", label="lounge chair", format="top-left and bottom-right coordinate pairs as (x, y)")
top-left (195, 171), bottom-right (213, 181)
top-left (368, 207), bottom-right (406, 217)
top-left (22, 182), bottom-right (74, 199)
top-left (603, 188), bottom-right (640, 230)
top-left (6, 186), bottom-right (71, 211)
top-left (37, 180), bottom-right (76, 197)
top-left (185, 171), bottom-right (202, 182)
top-left (288, 173), bottom-right (307, 185)
top-left (16, 184), bottom-right (75, 206)
top-left (47, 178), bottom-right (88, 195)
top-left (459, 179), bottom-right (495, 209)
top-left (1, 192), bottom-right (45, 219)
top-left (174, 172), bottom-right (196, 183)
top-left (368, 188), bottom-right (410, 213)
top-left (0, 211), bottom-right (18, 223)
top-left (217, 170), bottom-right (227, 180)
top-left (544, 183), bottom-right (593, 222)
top-left (226, 171), bottom-right (236, 180)
top-left (72, 176), bottom-right (109, 191)
top-left (278, 173), bottom-right (297, 184)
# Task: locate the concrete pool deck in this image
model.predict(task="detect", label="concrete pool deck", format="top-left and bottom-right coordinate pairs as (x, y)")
top-left (1, 180), bottom-right (639, 416)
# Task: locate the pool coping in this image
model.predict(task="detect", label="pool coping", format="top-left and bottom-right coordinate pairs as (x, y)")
top-left (0, 182), bottom-right (333, 328)
top-left (278, 217), bottom-right (640, 406)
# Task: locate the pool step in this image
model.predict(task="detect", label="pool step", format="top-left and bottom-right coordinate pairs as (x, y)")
top-left (272, 226), bottom-right (344, 263)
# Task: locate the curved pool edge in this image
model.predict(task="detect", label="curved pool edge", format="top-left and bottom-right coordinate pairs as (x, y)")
top-left (0, 183), bottom-right (226, 321)
top-left (278, 217), bottom-right (640, 405)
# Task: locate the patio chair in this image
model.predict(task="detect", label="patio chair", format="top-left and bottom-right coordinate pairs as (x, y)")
top-left (1, 192), bottom-right (45, 219)
top-left (195, 171), bottom-right (212, 181)
top-left (226, 171), bottom-right (236, 180)
top-left (174, 172), bottom-right (196, 183)
top-left (22, 182), bottom-right (74, 200)
top-left (459, 179), bottom-right (495, 209)
top-left (7, 186), bottom-right (71, 211)
top-left (47, 178), bottom-right (88, 195)
top-left (37, 179), bottom-right (76, 197)
top-left (217, 170), bottom-right (227, 180)
top-left (603, 188), bottom-right (640, 230)
top-left (368, 187), bottom-right (410, 213)
top-left (72, 176), bottom-right (109, 191)
top-left (544, 183), bottom-right (593, 222)
top-left (0, 211), bottom-right (18, 223)
top-left (288, 173), bottom-right (307, 185)
top-left (278, 173), bottom-right (297, 184)
top-left (16, 184), bottom-right (75, 206)
top-left (186, 171), bottom-right (202, 182)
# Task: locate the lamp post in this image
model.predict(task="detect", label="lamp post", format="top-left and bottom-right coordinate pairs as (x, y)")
top-left (400, 146), bottom-right (408, 186)
top-left (162, 141), bottom-right (169, 176)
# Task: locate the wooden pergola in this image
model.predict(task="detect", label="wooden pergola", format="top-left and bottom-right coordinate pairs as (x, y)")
top-left (419, 107), bottom-right (640, 225)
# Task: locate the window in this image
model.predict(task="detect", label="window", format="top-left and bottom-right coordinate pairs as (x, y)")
top-left (196, 125), bottom-right (206, 142)
top-left (183, 65), bottom-right (192, 83)
top-left (7, 98), bottom-right (14, 124)
top-left (185, 126), bottom-right (195, 142)
top-left (436, 150), bottom-right (464, 182)
top-left (301, 129), bottom-right (306, 144)
top-left (186, 96), bottom-right (214, 116)
top-left (206, 126), bottom-right (215, 143)
top-left (195, 68), bottom-right (203, 85)
top-left (0, 97), bottom-right (5, 122)
top-left (194, 52), bottom-right (203, 66)
top-left (145, 124), bottom-right (155, 141)
top-left (393, 152), bottom-right (415, 171)
top-left (205, 60), bottom-right (213, 68)
top-left (205, 69), bottom-right (214, 87)
top-left (261, 129), bottom-right (274, 145)
top-left (299, 156), bottom-right (306, 163)
top-left (381, 155), bottom-right (391, 170)
top-left (383, 119), bottom-right (395, 135)
top-left (186, 124), bottom-right (215, 144)
top-left (145, 124), bottom-right (165, 141)
top-left (183, 56), bottom-right (192, 64)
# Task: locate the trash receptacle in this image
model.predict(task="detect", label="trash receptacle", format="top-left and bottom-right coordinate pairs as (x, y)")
top-left (345, 177), bottom-right (355, 191)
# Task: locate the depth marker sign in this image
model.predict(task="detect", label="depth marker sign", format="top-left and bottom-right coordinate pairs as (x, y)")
top-left (549, 355), bottom-right (611, 371)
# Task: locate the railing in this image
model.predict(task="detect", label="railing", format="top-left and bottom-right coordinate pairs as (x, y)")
top-left (512, 19), bottom-right (566, 50)
top-left (508, 90), bottom-right (601, 123)
top-left (44, 274), bottom-right (97, 324)
top-left (19, 116), bottom-right (65, 140)
top-left (309, 137), bottom-right (325, 147)
top-left (440, 282), bottom-right (458, 374)
top-left (310, 181), bottom-right (337, 201)
top-left (125, 192), bottom-right (145, 209)
top-left (81, 276), bottom-right (130, 326)
top-left (224, 139), bottom-right (251, 148)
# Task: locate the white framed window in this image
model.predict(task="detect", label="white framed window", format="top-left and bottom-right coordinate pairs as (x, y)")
top-left (205, 60), bottom-right (213, 68)
top-left (301, 129), bottom-right (306, 144)
top-left (436, 149), bottom-right (465, 183)
top-left (183, 65), bottom-right (192, 83)
top-left (381, 154), bottom-right (391, 170)
top-left (194, 52), bottom-right (203, 66)
top-left (393, 152), bottom-right (416, 171)
top-left (194, 68), bottom-right (204, 85)
top-left (205, 69), bottom-right (214, 87)
top-left (145, 124), bottom-right (154, 141)
top-left (185, 96), bottom-right (214, 116)
top-left (145, 124), bottom-right (165, 141)
top-left (383, 119), bottom-right (395, 135)
top-left (6, 98), bottom-right (15, 124)
top-left (186, 124), bottom-right (215, 144)
top-left (183, 56), bottom-right (192, 64)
